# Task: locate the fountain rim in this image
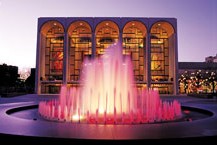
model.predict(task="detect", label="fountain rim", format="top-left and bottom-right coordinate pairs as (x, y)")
top-left (1, 100), bottom-right (217, 142)
top-left (5, 103), bottom-right (214, 124)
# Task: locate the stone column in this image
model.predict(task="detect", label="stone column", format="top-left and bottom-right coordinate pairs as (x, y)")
top-left (146, 31), bottom-right (151, 89)
top-left (92, 31), bottom-right (96, 59)
top-left (174, 31), bottom-right (179, 95)
top-left (63, 30), bottom-right (68, 85)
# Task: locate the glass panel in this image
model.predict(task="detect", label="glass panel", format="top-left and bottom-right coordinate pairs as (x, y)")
top-left (151, 23), bottom-right (170, 83)
top-left (41, 84), bottom-right (61, 94)
top-left (44, 25), bottom-right (64, 84)
top-left (151, 83), bottom-right (173, 94)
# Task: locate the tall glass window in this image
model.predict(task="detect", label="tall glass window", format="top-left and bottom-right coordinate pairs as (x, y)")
top-left (40, 21), bottom-right (64, 93)
top-left (68, 21), bottom-right (92, 82)
top-left (45, 25), bottom-right (64, 81)
top-left (123, 21), bottom-right (147, 82)
top-left (150, 22), bottom-right (175, 94)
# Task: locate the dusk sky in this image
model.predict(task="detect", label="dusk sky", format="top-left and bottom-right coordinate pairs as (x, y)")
top-left (0, 0), bottom-right (216, 69)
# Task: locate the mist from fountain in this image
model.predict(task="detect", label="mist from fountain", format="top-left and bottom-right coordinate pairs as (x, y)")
top-left (39, 42), bottom-right (182, 124)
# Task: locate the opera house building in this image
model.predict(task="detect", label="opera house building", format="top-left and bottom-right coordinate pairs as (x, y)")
top-left (35, 17), bottom-right (178, 95)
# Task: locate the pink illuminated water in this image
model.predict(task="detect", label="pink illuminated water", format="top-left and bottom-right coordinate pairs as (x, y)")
top-left (39, 42), bottom-right (182, 124)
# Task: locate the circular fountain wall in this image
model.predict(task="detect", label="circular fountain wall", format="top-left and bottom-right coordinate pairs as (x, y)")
top-left (8, 104), bottom-right (213, 123)
top-left (1, 99), bottom-right (216, 143)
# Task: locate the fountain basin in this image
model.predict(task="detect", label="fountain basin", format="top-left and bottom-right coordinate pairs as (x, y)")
top-left (1, 97), bottom-right (217, 144)
top-left (8, 104), bottom-right (213, 124)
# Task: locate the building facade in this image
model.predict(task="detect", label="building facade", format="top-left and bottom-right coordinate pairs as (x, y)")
top-left (35, 17), bottom-right (178, 95)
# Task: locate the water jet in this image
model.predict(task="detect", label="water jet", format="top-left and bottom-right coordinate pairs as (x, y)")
top-left (39, 42), bottom-right (182, 124)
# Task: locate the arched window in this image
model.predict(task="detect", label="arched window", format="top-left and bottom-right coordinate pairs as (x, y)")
top-left (95, 21), bottom-right (119, 56)
top-left (39, 21), bottom-right (64, 93)
top-left (150, 21), bottom-right (175, 94)
top-left (68, 21), bottom-right (92, 82)
top-left (123, 21), bottom-right (147, 82)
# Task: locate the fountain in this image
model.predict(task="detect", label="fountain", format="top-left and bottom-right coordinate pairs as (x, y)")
top-left (39, 42), bottom-right (182, 124)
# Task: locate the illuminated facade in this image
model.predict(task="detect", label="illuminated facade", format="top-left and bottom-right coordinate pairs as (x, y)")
top-left (35, 17), bottom-right (178, 95)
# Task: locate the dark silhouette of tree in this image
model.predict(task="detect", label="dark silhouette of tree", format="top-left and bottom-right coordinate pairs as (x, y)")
top-left (0, 64), bottom-right (19, 94)
top-left (25, 68), bottom-right (35, 93)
